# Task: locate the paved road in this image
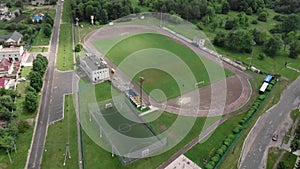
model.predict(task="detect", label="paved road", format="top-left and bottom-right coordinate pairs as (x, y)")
top-left (239, 76), bottom-right (300, 169)
top-left (25, 0), bottom-right (63, 168)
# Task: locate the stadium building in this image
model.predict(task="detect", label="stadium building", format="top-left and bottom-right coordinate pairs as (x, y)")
top-left (80, 54), bottom-right (109, 82)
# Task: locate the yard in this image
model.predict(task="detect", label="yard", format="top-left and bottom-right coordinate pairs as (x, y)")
top-left (42, 95), bottom-right (78, 169)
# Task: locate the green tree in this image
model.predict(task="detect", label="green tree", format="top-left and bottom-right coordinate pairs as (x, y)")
top-left (6, 1), bottom-right (12, 8)
top-left (99, 9), bottom-right (108, 24)
top-left (226, 30), bottom-right (253, 53)
top-left (0, 107), bottom-right (12, 121)
top-left (44, 26), bottom-right (52, 37)
top-left (282, 14), bottom-right (300, 33)
top-left (33, 59), bottom-right (46, 76)
top-left (0, 132), bottom-right (14, 163)
top-left (213, 31), bottom-right (227, 47)
top-left (221, 0), bottom-right (230, 14)
top-left (25, 91), bottom-right (38, 113)
top-left (14, 0), bottom-right (23, 7)
top-left (258, 12), bottom-right (267, 22)
top-left (0, 95), bottom-right (16, 111)
top-left (29, 71), bottom-right (43, 92)
top-left (75, 44), bottom-right (83, 52)
top-left (263, 35), bottom-right (283, 57)
top-left (289, 40), bottom-right (300, 58)
top-left (278, 161), bottom-right (286, 169)
top-left (17, 120), bottom-right (30, 133)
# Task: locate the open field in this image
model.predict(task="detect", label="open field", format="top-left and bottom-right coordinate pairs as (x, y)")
top-left (78, 79), bottom-right (222, 169)
top-left (42, 95), bottom-right (78, 169)
top-left (93, 32), bottom-right (233, 100)
top-left (56, 24), bottom-right (74, 71)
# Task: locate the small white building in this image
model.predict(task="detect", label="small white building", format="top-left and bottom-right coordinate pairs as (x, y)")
top-left (193, 37), bottom-right (206, 47)
top-left (0, 45), bottom-right (24, 62)
top-left (80, 54), bottom-right (109, 82)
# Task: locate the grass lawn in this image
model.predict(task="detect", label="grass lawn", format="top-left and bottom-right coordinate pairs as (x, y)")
top-left (93, 33), bottom-right (233, 101)
top-left (0, 127), bottom-right (34, 169)
top-left (266, 147), bottom-right (282, 169)
top-left (56, 24), bottom-right (74, 71)
top-left (214, 46), bottom-right (300, 81)
top-left (16, 66), bottom-right (38, 119)
top-left (130, 0), bottom-right (150, 12)
top-left (79, 79), bottom-right (221, 169)
top-left (267, 148), bottom-right (297, 169)
top-left (184, 113), bottom-right (244, 168)
top-left (62, 0), bottom-right (72, 23)
top-left (42, 95), bottom-right (78, 169)
top-left (290, 109), bottom-right (300, 122)
top-left (31, 26), bottom-right (51, 46)
top-left (29, 47), bottom-right (48, 52)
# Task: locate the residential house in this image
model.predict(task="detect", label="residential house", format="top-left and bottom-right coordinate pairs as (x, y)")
top-left (0, 31), bottom-right (23, 47)
top-left (31, 0), bottom-right (45, 6)
top-left (80, 54), bottom-right (109, 82)
top-left (0, 57), bottom-right (13, 75)
top-left (4, 31), bottom-right (23, 47)
top-left (0, 77), bottom-right (13, 89)
top-left (0, 45), bottom-right (24, 62)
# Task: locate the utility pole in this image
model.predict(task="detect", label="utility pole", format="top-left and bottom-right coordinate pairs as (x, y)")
top-left (139, 77), bottom-right (144, 108)
top-left (248, 41), bottom-right (256, 69)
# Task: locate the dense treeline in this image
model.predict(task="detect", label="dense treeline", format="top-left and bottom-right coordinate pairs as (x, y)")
top-left (71, 0), bottom-right (134, 24)
top-left (26, 54), bottom-right (48, 113)
top-left (70, 0), bottom-right (300, 58)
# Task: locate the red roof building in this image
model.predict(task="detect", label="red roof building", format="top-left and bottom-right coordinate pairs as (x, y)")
top-left (0, 57), bottom-right (13, 75)
top-left (0, 78), bottom-right (12, 89)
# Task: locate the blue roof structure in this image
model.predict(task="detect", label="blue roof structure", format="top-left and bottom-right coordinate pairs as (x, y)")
top-left (32, 15), bottom-right (43, 22)
top-left (264, 75), bottom-right (273, 83)
top-left (127, 89), bottom-right (138, 97)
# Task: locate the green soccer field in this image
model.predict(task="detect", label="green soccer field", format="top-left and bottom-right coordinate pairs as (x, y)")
top-left (92, 32), bottom-right (233, 101)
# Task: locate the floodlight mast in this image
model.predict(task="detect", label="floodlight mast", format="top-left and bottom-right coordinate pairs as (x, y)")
top-left (139, 77), bottom-right (144, 108)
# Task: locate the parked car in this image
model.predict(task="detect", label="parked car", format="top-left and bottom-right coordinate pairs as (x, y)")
top-left (272, 133), bottom-right (278, 141)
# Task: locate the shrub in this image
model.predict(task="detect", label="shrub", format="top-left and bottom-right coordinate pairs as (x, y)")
top-left (211, 155), bottom-right (220, 163)
top-left (228, 134), bottom-right (235, 140)
top-left (251, 20), bottom-right (258, 24)
top-left (75, 44), bottom-right (83, 52)
top-left (258, 94), bottom-right (266, 100)
top-left (258, 12), bottom-right (267, 22)
top-left (205, 163), bottom-right (214, 169)
top-left (208, 161), bottom-right (216, 167)
top-left (239, 119), bottom-right (246, 125)
top-left (220, 145), bottom-right (227, 152)
top-left (258, 53), bottom-right (265, 60)
top-left (17, 120), bottom-right (30, 133)
top-left (216, 148), bottom-right (224, 156)
top-left (233, 125), bottom-right (243, 134)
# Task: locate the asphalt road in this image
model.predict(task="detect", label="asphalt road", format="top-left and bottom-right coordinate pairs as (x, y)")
top-left (26, 0), bottom-right (63, 168)
top-left (239, 76), bottom-right (300, 169)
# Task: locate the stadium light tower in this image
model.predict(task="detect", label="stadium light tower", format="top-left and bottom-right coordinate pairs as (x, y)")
top-left (139, 76), bottom-right (144, 108)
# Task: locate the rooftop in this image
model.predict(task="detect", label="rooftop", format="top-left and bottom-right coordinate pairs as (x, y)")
top-left (81, 54), bottom-right (107, 71)
top-left (9, 31), bottom-right (23, 42)
top-left (0, 46), bottom-right (22, 52)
